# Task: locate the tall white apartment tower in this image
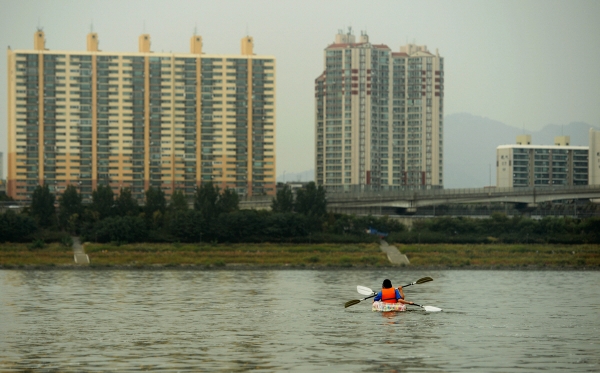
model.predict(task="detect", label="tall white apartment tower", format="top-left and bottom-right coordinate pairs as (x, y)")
top-left (315, 29), bottom-right (444, 191)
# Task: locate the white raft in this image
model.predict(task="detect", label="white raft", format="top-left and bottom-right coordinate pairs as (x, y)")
top-left (372, 301), bottom-right (407, 312)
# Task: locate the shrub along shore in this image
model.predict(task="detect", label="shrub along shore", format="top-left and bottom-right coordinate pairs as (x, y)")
top-left (1, 182), bottom-right (600, 270)
top-left (3, 182), bottom-right (600, 246)
top-left (0, 242), bottom-right (598, 270)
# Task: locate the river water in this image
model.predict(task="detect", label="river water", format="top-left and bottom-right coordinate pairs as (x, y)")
top-left (0, 270), bottom-right (598, 372)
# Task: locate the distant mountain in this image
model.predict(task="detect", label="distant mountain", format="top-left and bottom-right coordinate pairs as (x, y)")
top-left (533, 122), bottom-right (596, 146)
top-left (444, 113), bottom-right (599, 189)
top-left (277, 113), bottom-right (598, 189)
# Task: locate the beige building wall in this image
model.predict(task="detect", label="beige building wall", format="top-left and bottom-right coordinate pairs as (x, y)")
top-left (7, 31), bottom-right (276, 201)
top-left (590, 128), bottom-right (600, 185)
top-left (496, 147), bottom-right (513, 187)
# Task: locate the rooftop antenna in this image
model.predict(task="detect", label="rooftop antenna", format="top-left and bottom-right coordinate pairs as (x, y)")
top-left (37, 17), bottom-right (42, 31)
top-left (194, 23), bottom-right (197, 36)
top-left (143, 20), bottom-right (146, 34)
top-left (246, 23), bottom-right (249, 36)
top-left (90, 19), bottom-right (94, 33)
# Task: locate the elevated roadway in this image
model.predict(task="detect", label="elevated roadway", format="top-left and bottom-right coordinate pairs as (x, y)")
top-left (326, 185), bottom-right (600, 213)
top-left (239, 185), bottom-right (600, 213)
top-left (5, 185), bottom-right (599, 216)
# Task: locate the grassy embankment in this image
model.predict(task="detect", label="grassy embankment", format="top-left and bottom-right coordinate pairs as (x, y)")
top-left (1, 242), bottom-right (599, 269)
top-left (399, 244), bottom-right (600, 269)
top-left (0, 242), bottom-right (387, 268)
top-left (0, 243), bottom-right (76, 268)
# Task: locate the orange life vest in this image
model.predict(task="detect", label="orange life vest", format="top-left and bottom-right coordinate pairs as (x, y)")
top-left (381, 287), bottom-right (398, 304)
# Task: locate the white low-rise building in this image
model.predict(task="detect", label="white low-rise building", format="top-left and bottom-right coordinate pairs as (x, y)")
top-left (496, 135), bottom-right (588, 188)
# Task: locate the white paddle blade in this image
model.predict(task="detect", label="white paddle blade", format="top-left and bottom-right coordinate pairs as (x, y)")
top-left (423, 306), bottom-right (442, 312)
top-left (357, 285), bottom-right (375, 296)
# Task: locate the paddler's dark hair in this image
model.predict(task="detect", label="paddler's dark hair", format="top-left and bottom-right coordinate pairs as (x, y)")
top-left (382, 279), bottom-right (392, 288)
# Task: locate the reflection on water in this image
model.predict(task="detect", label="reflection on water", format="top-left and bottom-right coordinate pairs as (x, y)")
top-left (0, 270), bottom-right (598, 372)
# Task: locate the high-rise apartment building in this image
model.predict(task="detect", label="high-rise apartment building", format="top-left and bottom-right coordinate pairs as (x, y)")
top-left (496, 135), bottom-right (588, 187)
top-left (7, 30), bottom-right (276, 201)
top-left (315, 29), bottom-right (444, 191)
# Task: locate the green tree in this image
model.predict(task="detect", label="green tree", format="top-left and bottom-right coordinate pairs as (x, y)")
top-left (580, 217), bottom-right (600, 243)
top-left (168, 210), bottom-right (205, 242)
top-left (30, 184), bottom-right (56, 228)
top-left (169, 190), bottom-right (189, 212)
top-left (218, 188), bottom-right (239, 213)
top-left (0, 192), bottom-right (14, 202)
top-left (271, 184), bottom-right (294, 213)
top-left (0, 210), bottom-right (38, 242)
top-left (91, 184), bottom-right (114, 220)
top-left (264, 212), bottom-right (309, 239)
top-left (145, 186), bottom-right (166, 228)
top-left (295, 182), bottom-right (327, 217)
top-left (114, 188), bottom-right (139, 217)
top-left (194, 182), bottom-right (221, 220)
top-left (58, 184), bottom-right (82, 232)
top-left (86, 216), bottom-right (147, 243)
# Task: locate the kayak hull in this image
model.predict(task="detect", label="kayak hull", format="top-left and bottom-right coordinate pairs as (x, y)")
top-left (372, 301), bottom-right (407, 312)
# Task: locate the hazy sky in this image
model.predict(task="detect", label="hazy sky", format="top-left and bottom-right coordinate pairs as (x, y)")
top-left (1, 0), bottom-right (599, 177)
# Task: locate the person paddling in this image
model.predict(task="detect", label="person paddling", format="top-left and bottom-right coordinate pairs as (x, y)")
top-left (373, 279), bottom-right (414, 305)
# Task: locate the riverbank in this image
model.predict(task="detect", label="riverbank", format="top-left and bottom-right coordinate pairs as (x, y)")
top-left (0, 242), bottom-right (386, 269)
top-left (0, 242), bottom-right (598, 270)
top-left (399, 243), bottom-right (600, 269)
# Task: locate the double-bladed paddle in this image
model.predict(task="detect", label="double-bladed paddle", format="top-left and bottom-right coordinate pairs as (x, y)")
top-left (357, 284), bottom-right (442, 312)
top-left (344, 277), bottom-right (431, 308)
top-left (344, 277), bottom-right (441, 312)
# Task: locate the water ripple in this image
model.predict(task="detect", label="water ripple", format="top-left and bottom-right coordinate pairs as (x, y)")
top-left (0, 270), bottom-right (599, 372)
